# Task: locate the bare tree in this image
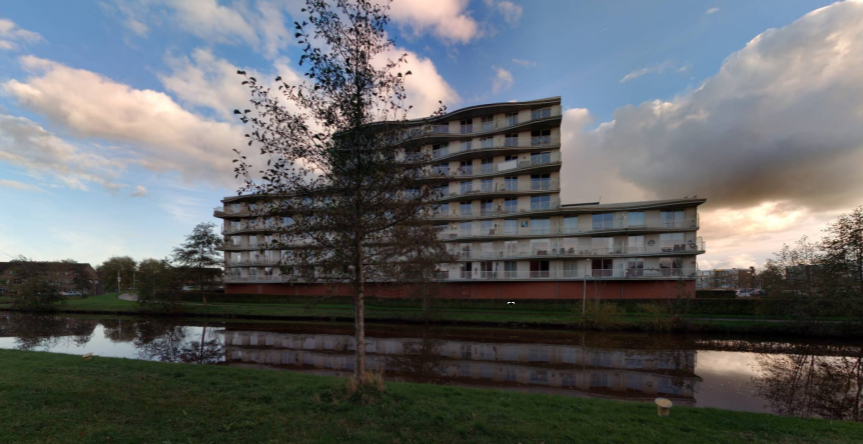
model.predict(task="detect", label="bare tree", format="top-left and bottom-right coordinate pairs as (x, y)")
top-left (233, 0), bottom-right (452, 379)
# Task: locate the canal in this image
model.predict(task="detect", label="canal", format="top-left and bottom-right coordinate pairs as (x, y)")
top-left (1, 311), bottom-right (860, 422)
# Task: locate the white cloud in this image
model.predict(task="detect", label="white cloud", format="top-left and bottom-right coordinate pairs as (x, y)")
top-left (388, 0), bottom-right (481, 44)
top-left (511, 58), bottom-right (536, 67)
top-left (0, 179), bottom-right (44, 193)
top-left (2, 56), bottom-right (244, 188)
top-left (0, 114), bottom-right (125, 191)
top-left (130, 185), bottom-right (147, 197)
top-left (491, 67), bottom-right (514, 94)
top-left (0, 18), bottom-right (43, 50)
top-left (620, 60), bottom-right (677, 82)
top-left (706, 7), bottom-right (720, 15)
top-left (485, 0), bottom-right (522, 25)
top-left (561, 1), bottom-right (863, 266)
top-left (381, 48), bottom-right (462, 117)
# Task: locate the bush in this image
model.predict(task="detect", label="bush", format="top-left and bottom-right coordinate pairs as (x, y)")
top-left (577, 303), bottom-right (624, 330)
top-left (695, 290), bottom-right (737, 299)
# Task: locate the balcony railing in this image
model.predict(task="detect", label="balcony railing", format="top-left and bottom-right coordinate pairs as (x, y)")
top-left (451, 239), bottom-right (705, 260)
top-left (441, 180), bottom-right (560, 199)
top-left (406, 108), bottom-right (561, 140)
top-left (430, 152), bottom-right (562, 179)
top-left (437, 218), bottom-right (700, 238)
top-left (443, 268), bottom-right (698, 281)
top-left (428, 134), bottom-right (561, 159)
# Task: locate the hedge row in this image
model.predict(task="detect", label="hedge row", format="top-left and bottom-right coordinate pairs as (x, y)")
top-left (176, 292), bottom-right (853, 317)
top-left (694, 290), bottom-right (737, 299)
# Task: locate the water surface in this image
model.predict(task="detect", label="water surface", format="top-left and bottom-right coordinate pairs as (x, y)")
top-left (1, 312), bottom-right (860, 421)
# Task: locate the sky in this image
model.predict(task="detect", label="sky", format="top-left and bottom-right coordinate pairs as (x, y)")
top-left (1, 0), bottom-right (862, 270)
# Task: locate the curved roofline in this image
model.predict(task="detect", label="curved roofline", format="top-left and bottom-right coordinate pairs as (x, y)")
top-left (414, 96), bottom-right (561, 124)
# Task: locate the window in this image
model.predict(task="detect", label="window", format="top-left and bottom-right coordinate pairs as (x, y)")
top-left (404, 148), bottom-right (421, 161)
top-left (504, 219), bottom-right (518, 235)
top-left (563, 216), bottom-right (579, 233)
top-left (481, 137), bottom-right (494, 148)
top-left (459, 221), bottom-right (473, 236)
top-left (460, 181), bottom-right (473, 194)
top-left (231, 236), bottom-right (242, 246)
top-left (504, 155), bottom-right (518, 162)
top-left (480, 200), bottom-right (493, 216)
top-left (481, 115), bottom-right (494, 131)
top-left (592, 213), bottom-right (614, 230)
top-left (480, 220), bottom-right (493, 235)
top-left (230, 203), bottom-right (242, 213)
top-left (435, 185), bottom-right (449, 198)
top-left (529, 260), bottom-right (550, 278)
top-left (504, 176), bottom-right (518, 191)
top-left (460, 202), bottom-right (473, 216)
top-left (531, 107), bottom-right (551, 120)
top-left (505, 112), bottom-right (519, 127)
top-left (626, 258), bottom-right (644, 277)
top-left (531, 129), bottom-right (551, 146)
top-left (591, 237), bottom-right (613, 254)
top-left (531, 174), bottom-right (551, 190)
top-left (531, 238), bottom-right (550, 255)
top-left (230, 220), bottom-right (242, 230)
top-left (592, 258), bottom-right (613, 277)
top-left (460, 262), bottom-right (472, 279)
top-left (660, 257), bottom-right (684, 276)
top-left (460, 119), bottom-right (473, 134)
top-left (480, 158), bottom-right (494, 174)
top-left (432, 163), bottom-right (449, 176)
top-left (563, 261), bottom-right (578, 278)
top-left (628, 211), bottom-right (645, 227)
top-left (504, 241), bottom-right (518, 258)
top-left (479, 261), bottom-right (496, 278)
top-left (432, 143), bottom-right (448, 159)
top-left (504, 133), bottom-right (519, 147)
top-left (504, 260), bottom-right (518, 277)
top-left (661, 210), bottom-right (685, 228)
top-left (460, 160), bottom-right (473, 175)
top-left (531, 218), bottom-right (551, 235)
top-left (628, 235), bottom-right (645, 254)
top-left (504, 198), bottom-right (518, 213)
top-left (460, 140), bottom-right (472, 152)
top-left (460, 243), bottom-right (471, 259)
top-left (531, 152), bottom-right (551, 166)
top-left (480, 179), bottom-right (494, 192)
top-left (480, 242), bottom-right (494, 258)
top-left (660, 233), bottom-right (686, 252)
top-left (531, 195), bottom-right (551, 211)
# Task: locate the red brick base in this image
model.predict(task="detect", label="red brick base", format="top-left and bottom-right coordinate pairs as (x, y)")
top-left (225, 280), bottom-right (694, 300)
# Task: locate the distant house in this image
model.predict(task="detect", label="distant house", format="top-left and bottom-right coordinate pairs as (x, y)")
top-left (0, 262), bottom-right (103, 295)
top-left (696, 267), bottom-right (755, 290)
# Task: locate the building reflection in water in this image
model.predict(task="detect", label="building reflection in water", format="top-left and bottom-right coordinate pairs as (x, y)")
top-left (219, 328), bottom-right (701, 404)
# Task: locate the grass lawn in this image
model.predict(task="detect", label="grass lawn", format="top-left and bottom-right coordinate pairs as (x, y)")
top-left (1, 349), bottom-right (861, 444)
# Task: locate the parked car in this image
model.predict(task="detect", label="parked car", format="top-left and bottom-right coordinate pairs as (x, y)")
top-left (60, 291), bottom-right (83, 297)
top-left (736, 289), bottom-right (753, 297)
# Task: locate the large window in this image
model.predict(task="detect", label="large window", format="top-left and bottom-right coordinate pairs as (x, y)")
top-left (480, 242), bottom-right (494, 258)
top-left (504, 176), bottom-right (518, 191)
top-left (459, 222), bottom-right (473, 237)
top-left (504, 261), bottom-right (518, 278)
top-left (504, 219), bottom-right (518, 235)
top-left (626, 258), bottom-right (645, 277)
top-left (480, 200), bottom-right (493, 216)
top-left (628, 211), bottom-right (645, 227)
top-left (531, 174), bottom-right (551, 190)
top-left (460, 160), bottom-right (473, 175)
top-left (480, 179), bottom-right (494, 192)
top-left (591, 237), bottom-right (613, 254)
top-left (460, 119), bottom-right (473, 134)
top-left (460, 202), bottom-right (473, 216)
top-left (480, 158), bottom-right (494, 174)
top-left (531, 129), bottom-right (551, 146)
top-left (505, 112), bottom-right (519, 127)
top-left (460, 243), bottom-right (471, 259)
top-left (460, 181), bottom-right (473, 194)
top-left (592, 258), bottom-right (614, 277)
top-left (481, 115), bottom-right (494, 131)
top-left (460, 140), bottom-right (472, 152)
top-left (480, 220), bottom-right (493, 235)
top-left (531, 151), bottom-right (551, 165)
top-left (563, 261), bottom-right (578, 278)
top-left (435, 203), bottom-right (449, 216)
top-left (481, 137), bottom-right (494, 148)
top-left (432, 143), bottom-right (448, 159)
top-left (504, 133), bottom-right (519, 147)
top-left (529, 260), bottom-right (550, 278)
top-left (504, 241), bottom-right (518, 257)
top-left (460, 262), bottom-right (472, 279)
top-left (661, 210), bottom-right (685, 228)
top-left (432, 163), bottom-right (449, 176)
top-left (479, 261), bottom-right (497, 278)
top-left (628, 235), bottom-right (645, 254)
top-left (592, 213), bottom-right (614, 230)
top-left (531, 107), bottom-right (551, 120)
top-left (660, 233), bottom-right (685, 252)
top-left (531, 218), bottom-right (551, 235)
top-left (531, 195), bottom-right (551, 211)
top-left (531, 238), bottom-right (551, 255)
top-left (660, 257), bottom-right (684, 276)
top-left (504, 198), bottom-right (518, 213)
top-left (563, 216), bottom-right (579, 234)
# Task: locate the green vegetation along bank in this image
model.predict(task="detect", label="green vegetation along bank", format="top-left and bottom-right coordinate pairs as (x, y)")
top-left (3, 292), bottom-right (863, 338)
top-left (1, 349), bottom-right (861, 444)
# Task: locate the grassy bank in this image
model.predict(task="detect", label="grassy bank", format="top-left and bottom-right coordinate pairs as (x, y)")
top-left (1, 349), bottom-right (861, 444)
top-left (2, 293), bottom-right (862, 337)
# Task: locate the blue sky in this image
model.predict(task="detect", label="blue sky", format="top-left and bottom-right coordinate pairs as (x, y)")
top-left (1, 0), bottom-right (861, 270)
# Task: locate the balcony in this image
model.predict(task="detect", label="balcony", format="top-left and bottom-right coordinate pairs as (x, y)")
top-left (440, 180), bottom-right (560, 200)
top-left (407, 108), bottom-right (561, 140)
top-left (450, 238), bottom-right (705, 260)
top-left (429, 151), bottom-right (562, 180)
top-left (437, 218), bottom-right (701, 239)
top-left (429, 134), bottom-right (561, 162)
top-left (444, 268), bottom-right (698, 281)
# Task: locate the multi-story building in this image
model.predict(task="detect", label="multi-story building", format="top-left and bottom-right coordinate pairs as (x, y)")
top-left (0, 262), bottom-right (102, 295)
top-left (215, 97), bottom-right (706, 299)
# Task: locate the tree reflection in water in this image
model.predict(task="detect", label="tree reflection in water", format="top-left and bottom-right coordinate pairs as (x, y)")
top-left (753, 346), bottom-right (863, 422)
top-left (10, 314), bottom-right (97, 350)
top-left (384, 327), bottom-right (446, 384)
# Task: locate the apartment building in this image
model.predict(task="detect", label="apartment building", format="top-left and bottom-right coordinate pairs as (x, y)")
top-left (0, 262), bottom-right (102, 295)
top-left (214, 97), bottom-right (706, 299)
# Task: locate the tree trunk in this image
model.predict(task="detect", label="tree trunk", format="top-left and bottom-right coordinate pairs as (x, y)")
top-left (199, 323), bottom-right (207, 365)
top-left (355, 251), bottom-right (366, 379)
top-left (200, 247), bottom-right (207, 308)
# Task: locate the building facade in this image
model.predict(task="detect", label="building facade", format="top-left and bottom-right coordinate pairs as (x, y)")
top-left (0, 262), bottom-right (102, 295)
top-left (215, 97), bottom-right (706, 299)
